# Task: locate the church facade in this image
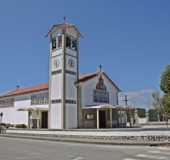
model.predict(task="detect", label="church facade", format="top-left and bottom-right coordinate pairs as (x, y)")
top-left (0, 22), bottom-right (128, 129)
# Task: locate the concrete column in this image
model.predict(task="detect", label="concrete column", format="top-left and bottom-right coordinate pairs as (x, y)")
top-left (30, 111), bottom-right (33, 129)
top-left (110, 109), bottom-right (112, 128)
top-left (96, 109), bottom-right (99, 129)
top-left (37, 111), bottom-right (40, 129)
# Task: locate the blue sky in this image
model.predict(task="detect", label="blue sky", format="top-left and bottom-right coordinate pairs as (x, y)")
top-left (0, 0), bottom-right (170, 107)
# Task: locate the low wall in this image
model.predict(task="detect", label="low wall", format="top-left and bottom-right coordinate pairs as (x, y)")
top-left (2, 129), bottom-right (170, 145)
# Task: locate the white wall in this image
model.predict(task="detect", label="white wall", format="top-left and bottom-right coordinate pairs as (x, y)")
top-left (50, 103), bottom-right (62, 129)
top-left (0, 95), bottom-right (30, 125)
top-left (66, 74), bottom-right (77, 100)
top-left (51, 74), bottom-right (62, 99)
top-left (0, 90), bottom-right (49, 125)
top-left (0, 107), bottom-right (28, 125)
top-left (65, 104), bottom-right (77, 129)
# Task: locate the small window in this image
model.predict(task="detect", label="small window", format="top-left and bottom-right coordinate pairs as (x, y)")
top-left (31, 93), bottom-right (49, 105)
top-left (85, 113), bottom-right (94, 120)
top-left (66, 36), bottom-right (71, 48)
top-left (51, 37), bottom-right (56, 50)
top-left (68, 59), bottom-right (75, 68)
top-left (58, 36), bottom-right (62, 48)
top-left (0, 98), bottom-right (14, 107)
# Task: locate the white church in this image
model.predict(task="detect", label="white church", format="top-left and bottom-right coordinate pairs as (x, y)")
top-left (0, 22), bottom-right (131, 129)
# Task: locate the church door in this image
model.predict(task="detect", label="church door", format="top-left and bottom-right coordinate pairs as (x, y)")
top-left (41, 111), bottom-right (48, 128)
top-left (99, 111), bottom-right (106, 128)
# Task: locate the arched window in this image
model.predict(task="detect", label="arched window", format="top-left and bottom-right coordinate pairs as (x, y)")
top-left (93, 76), bottom-right (109, 103)
top-left (96, 76), bottom-right (106, 91)
top-left (51, 36), bottom-right (56, 50)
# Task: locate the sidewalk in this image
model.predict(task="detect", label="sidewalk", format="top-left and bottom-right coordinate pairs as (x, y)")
top-left (5, 128), bottom-right (170, 136)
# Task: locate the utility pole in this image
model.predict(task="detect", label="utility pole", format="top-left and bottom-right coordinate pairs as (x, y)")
top-left (123, 95), bottom-right (128, 107)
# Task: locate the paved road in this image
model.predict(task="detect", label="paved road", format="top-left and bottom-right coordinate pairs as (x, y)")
top-left (0, 137), bottom-right (170, 160)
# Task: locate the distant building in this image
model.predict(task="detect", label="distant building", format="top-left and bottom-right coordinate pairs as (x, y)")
top-left (0, 22), bottom-right (131, 129)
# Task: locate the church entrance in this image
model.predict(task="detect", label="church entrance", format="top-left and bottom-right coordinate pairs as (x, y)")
top-left (41, 111), bottom-right (48, 128)
top-left (99, 110), bottom-right (106, 128)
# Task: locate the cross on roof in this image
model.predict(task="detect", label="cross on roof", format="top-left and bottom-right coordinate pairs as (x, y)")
top-left (99, 64), bottom-right (102, 72)
top-left (63, 16), bottom-right (66, 23)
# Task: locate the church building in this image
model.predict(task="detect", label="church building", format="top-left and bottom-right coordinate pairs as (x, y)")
top-left (0, 22), bottom-right (128, 129)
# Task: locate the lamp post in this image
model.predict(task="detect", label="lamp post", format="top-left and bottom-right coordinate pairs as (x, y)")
top-left (122, 94), bottom-right (128, 107)
top-left (119, 94), bottom-right (128, 107)
top-left (0, 112), bottom-right (3, 124)
top-left (120, 94), bottom-right (129, 127)
top-left (0, 112), bottom-right (4, 134)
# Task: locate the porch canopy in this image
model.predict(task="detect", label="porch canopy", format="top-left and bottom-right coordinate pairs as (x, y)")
top-left (17, 106), bottom-right (48, 111)
top-left (17, 106), bottom-right (49, 129)
top-left (83, 104), bottom-right (134, 111)
top-left (83, 104), bottom-right (134, 129)
top-left (83, 104), bottom-right (116, 129)
top-left (83, 104), bottom-right (116, 110)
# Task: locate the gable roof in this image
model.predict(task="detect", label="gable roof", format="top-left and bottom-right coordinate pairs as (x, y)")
top-left (78, 72), bottom-right (98, 83)
top-left (77, 72), bottom-right (121, 91)
top-left (102, 72), bottom-right (121, 91)
top-left (0, 72), bottom-right (120, 98)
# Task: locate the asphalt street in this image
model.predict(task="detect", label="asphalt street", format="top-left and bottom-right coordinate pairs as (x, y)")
top-left (0, 137), bottom-right (170, 160)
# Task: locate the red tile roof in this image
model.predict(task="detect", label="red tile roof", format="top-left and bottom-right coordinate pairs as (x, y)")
top-left (2, 83), bottom-right (48, 97)
top-left (0, 72), bottom-right (120, 97)
top-left (78, 72), bottom-right (98, 83)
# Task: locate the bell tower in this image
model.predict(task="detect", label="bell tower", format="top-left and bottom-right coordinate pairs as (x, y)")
top-left (48, 22), bottom-right (81, 129)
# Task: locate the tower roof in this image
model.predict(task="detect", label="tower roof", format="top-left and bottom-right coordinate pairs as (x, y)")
top-left (48, 23), bottom-right (82, 37)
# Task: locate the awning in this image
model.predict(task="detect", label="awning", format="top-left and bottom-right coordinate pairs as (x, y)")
top-left (83, 104), bottom-right (116, 109)
top-left (17, 106), bottom-right (48, 111)
top-left (83, 104), bottom-right (135, 111)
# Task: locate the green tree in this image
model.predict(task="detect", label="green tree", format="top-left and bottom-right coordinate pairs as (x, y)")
top-left (160, 65), bottom-right (170, 127)
top-left (160, 65), bottom-right (170, 94)
top-left (161, 95), bottom-right (170, 122)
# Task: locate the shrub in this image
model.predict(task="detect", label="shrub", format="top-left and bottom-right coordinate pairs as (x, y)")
top-left (15, 124), bottom-right (27, 128)
top-left (0, 123), bottom-right (14, 128)
top-left (137, 108), bottom-right (146, 118)
top-left (148, 109), bottom-right (159, 121)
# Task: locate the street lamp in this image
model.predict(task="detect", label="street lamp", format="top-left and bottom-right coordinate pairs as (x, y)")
top-left (0, 112), bottom-right (3, 124)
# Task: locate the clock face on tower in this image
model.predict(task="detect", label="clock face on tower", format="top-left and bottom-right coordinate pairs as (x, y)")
top-left (68, 58), bottom-right (75, 68)
top-left (54, 59), bottom-right (60, 69)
